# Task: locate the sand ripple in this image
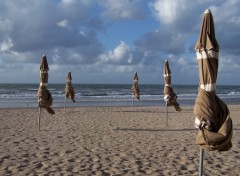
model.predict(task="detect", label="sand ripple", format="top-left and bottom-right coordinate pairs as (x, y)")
top-left (0, 106), bottom-right (239, 175)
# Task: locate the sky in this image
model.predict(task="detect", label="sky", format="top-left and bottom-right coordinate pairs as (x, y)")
top-left (0, 0), bottom-right (240, 85)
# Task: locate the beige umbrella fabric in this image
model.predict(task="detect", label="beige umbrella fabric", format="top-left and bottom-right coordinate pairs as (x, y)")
top-left (131, 72), bottom-right (140, 101)
top-left (65, 71), bottom-right (76, 102)
top-left (163, 60), bottom-right (181, 112)
top-left (37, 55), bottom-right (55, 115)
top-left (194, 9), bottom-right (232, 151)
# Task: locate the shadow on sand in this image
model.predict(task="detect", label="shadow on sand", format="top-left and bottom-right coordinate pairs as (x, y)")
top-left (113, 127), bottom-right (197, 132)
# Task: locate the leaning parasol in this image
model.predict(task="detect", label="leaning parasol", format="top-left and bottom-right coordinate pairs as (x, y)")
top-left (194, 9), bottom-right (233, 175)
top-left (163, 60), bottom-right (181, 112)
top-left (65, 71), bottom-right (76, 109)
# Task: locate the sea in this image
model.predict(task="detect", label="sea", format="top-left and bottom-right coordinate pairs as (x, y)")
top-left (0, 84), bottom-right (239, 108)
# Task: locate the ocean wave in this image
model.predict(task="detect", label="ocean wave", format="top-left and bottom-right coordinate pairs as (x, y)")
top-left (228, 91), bottom-right (240, 95)
top-left (0, 84), bottom-right (240, 108)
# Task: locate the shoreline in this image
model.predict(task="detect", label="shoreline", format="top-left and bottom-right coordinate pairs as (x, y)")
top-left (0, 101), bottom-right (240, 110)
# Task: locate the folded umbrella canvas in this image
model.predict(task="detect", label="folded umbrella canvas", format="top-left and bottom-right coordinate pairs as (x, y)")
top-left (65, 71), bottom-right (76, 103)
top-left (163, 60), bottom-right (181, 112)
top-left (37, 55), bottom-right (55, 115)
top-left (194, 9), bottom-right (232, 151)
top-left (131, 72), bottom-right (140, 101)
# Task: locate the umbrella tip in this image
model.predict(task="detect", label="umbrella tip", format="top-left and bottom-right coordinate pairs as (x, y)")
top-left (204, 9), bottom-right (211, 14)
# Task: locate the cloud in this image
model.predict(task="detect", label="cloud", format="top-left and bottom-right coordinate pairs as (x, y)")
top-left (0, 37), bottom-right (13, 51)
top-left (0, 0), bottom-right (239, 84)
top-left (149, 0), bottom-right (180, 24)
top-left (100, 0), bottom-right (144, 21)
top-left (0, 18), bottom-right (14, 32)
top-left (56, 19), bottom-right (69, 28)
top-left (99, 41), bottom-right (133, 64)
top-left (210, 0), bottom-right (240, 55)
top-left (134, 29), bottom-right (188, 56)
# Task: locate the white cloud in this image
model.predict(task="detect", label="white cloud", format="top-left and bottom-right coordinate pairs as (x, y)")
top-left (100, 41), bottom-right (132, 64)
top-left (149, 0), bottom-right (180, 24)
top-left (0, 37), bottom-right (13, 51)
top-left (56, 19), bottom-right (69, 28)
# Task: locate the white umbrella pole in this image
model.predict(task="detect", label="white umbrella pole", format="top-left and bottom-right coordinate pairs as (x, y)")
top-left (38, 107), bottom-right (41, 131)
top-left (199, 148), bottom-right (204, 176)
top-left (165, 101), bottom-right (168, 127)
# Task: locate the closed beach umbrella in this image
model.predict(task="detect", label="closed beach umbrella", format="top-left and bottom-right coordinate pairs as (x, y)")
top-left (131, 72), bottom-right (140, 101)
top-left (65, 71), bottom-right (76, 103)
top-left (194, 9), bottom-right (232, 152)
top-left (37, 55), bottom-right (55, 115)
top-left (163, 60), bottom-right (181, 112)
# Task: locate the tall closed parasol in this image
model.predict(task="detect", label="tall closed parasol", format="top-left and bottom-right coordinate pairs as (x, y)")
top-left (194, 9), bottom-right (233, 175)
top-left (37, 55), bottom-right (55, 130)
top-left (65, 71), bottom-right (76, 107)
top-left (163, 60), bottom-right (181, 112)
top-left (131, 72), bottom-right (140, 101)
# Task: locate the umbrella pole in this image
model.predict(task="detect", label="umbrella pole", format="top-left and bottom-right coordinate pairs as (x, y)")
top-left (38, 107), bottom-right (41, 131)
top-left (132, 97), bottom-right (134, 109)
top-left (165, 102), bottom-right (168, 127)
top-left (64, 96), bottom-right (67, 113)
top-left (199, 148), bottom-right (204, 176)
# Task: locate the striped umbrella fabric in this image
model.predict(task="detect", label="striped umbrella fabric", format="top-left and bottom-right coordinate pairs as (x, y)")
top-left (37, 55), bottom-right (55, 115)
top-left (163, 60), bottom-right (181, 112)
top-left (65, 71), bottom-right (76, 102)
top-left (131, 72), bottom-right (140, 101)
top-left (194, 9), bottom-right (232, 151)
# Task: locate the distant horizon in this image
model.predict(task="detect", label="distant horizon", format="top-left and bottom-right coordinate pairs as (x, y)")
top-left (0, 82), bottom-right (239, 86)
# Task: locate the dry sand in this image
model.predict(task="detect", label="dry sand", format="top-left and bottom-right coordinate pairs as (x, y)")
top-left (0, 105), bottom-right (239, 176)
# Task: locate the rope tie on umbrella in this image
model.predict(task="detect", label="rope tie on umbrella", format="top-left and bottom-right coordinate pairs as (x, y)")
top-left (195, 117), bottom-right (215, 145)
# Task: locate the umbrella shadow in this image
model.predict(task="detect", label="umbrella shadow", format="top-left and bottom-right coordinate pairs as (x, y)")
top-left (119, 110), bottom-right (189, 114)
top-left (37, 127), bottom-right (72, 132)
top-left (119, 108), bottom-right (193, 114)
top-left (117, 110), bottom-right (164, 113)
top-left (113, 127), bottom-right (197, 132)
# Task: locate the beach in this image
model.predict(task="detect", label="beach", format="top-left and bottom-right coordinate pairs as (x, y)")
top-left (0, 105), bottom-right (239, 176)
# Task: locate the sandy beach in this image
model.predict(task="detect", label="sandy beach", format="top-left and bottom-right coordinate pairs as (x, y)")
top-left (0, 105), bottom-right (239, 176)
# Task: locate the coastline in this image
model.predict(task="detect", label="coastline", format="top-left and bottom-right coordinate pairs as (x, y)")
top-left (1, 83), bottom-right (240, 109)
top-left (0, 105), bottom-right (239, 175)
